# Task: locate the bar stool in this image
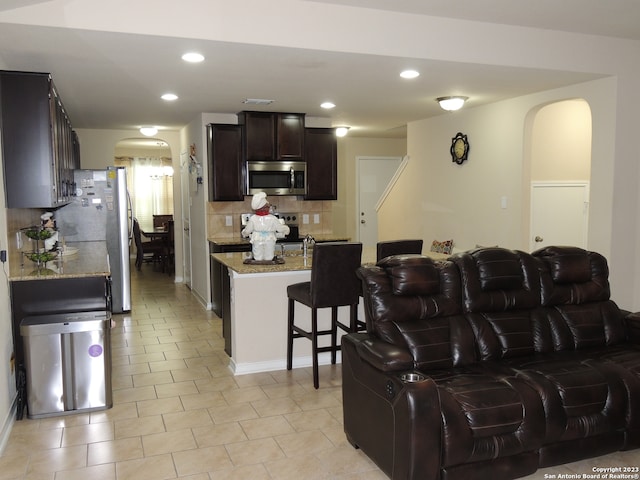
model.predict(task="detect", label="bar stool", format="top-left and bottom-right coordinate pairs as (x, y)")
top-left (376, 239), bottom-right (424, 262)
top-left (286, 242), bottom-right (363, 389)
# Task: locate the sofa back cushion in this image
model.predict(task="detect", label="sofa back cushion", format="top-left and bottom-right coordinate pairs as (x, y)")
top-left (533, 246), bottom-right (627, 349)
top-left (450, 248), bottom-right (543, 360)
top-left (452, 248), bottom-right (541, 313)
top-left (534, 246), bottom-right (609, 305)
top-left (358, 255), bottom-right (476, 368)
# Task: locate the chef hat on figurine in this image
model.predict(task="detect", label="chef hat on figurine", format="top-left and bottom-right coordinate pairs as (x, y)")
top-left (251, 192), bottom-right (268, 210)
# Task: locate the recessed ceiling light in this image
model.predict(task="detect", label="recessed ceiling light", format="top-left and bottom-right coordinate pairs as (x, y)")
top-left (321, 102), bottom-right (336, 109)
top-left (182, 52), bottom-right (204, 63)
top-left (400, 69), bottom-right (420, 79)
top-left (161, 93), bottom-right (178, 101)
top-left (140, 127), bottom-right (158, 136)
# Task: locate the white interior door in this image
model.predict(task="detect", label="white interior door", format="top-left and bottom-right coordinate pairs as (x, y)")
top-left (180, 153), bottom-right (192, 288)
top-left (530, 182), bottom-right (589, 251)
top-left (357, 156), bottom-right (402, 247)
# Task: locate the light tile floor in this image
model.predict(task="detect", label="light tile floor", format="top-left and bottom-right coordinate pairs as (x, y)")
top-left (1, 266), bottom-right (638, 479)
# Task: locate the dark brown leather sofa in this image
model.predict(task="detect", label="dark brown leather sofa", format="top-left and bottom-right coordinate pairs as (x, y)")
top-left (342, 246), bottom-right (640, 480)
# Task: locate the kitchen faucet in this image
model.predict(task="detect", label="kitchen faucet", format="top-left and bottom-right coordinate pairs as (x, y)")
top-left (303, 234), bottom-right (315, 257)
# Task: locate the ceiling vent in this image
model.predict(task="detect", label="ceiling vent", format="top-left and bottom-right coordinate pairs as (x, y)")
top-left (242, 98), bottom-right (275, 105)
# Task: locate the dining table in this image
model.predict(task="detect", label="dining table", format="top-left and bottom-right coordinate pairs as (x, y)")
top-left (141, 225), bottom-right (168, 241)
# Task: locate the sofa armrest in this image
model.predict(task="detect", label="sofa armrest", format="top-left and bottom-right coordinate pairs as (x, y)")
top-left (356, 336), bottom-right (415, 372)
top-left (625, 312), bottom-right (640, 343)
top-left (342, 333), bottom-right (442, 480)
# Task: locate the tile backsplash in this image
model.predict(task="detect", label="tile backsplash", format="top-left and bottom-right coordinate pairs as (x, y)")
top-left (206, 197), bottom-right (334, 239)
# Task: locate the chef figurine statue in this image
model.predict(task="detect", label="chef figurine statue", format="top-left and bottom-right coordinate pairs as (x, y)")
top-left (242, 192), bottom-right (290, 261)
top-left (41, 212), bottom-right (59, 251)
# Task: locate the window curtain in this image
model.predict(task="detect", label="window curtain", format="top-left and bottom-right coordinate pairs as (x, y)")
top-left (115, 156), bottom-right (174, 229)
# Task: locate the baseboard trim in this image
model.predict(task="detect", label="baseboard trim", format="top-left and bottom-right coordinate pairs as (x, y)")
top-left (0, 394), bottom-right (17, 455)
top-left (230, 352), bottom-right (343, 376)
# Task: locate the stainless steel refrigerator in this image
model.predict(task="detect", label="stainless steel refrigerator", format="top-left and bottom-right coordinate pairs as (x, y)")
top-left (56, 167), bottom-right (132, 313)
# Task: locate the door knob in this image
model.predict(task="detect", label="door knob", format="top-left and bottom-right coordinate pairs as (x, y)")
top-left (534, 236), bottom-right (543, 242)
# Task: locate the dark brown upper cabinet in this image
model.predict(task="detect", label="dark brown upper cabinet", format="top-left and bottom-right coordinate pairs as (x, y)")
top-left (304, 128), bottom-right (337, 200)
top-left (207, 124), bottom-right (245, 201)
top-left (238, 111), bottom-right (305, 161)
top-left (0, 71), bottom-right (79, 208)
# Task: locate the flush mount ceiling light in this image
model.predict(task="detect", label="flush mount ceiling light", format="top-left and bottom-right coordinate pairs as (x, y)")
top-left (181, 52), bottom-right (205, 63)
top-left (437, 96), bottom-right (468, 111)
top-left (400, 69), bottom-right (420, 79)
top-left (320, 102), bottom-right (336, 109)
top-left (139, 126), bottom-right (158, 136)
top-left (335, 126), bottom-right (350, 137)
top-left (161, 93), bottom-right (178, 101)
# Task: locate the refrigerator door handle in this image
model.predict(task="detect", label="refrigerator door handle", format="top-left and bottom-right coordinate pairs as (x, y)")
top-left (127, 189), bottom-right (134, 243)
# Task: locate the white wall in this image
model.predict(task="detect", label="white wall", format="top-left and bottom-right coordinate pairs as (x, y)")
top-left (0, 117), bottom-right (17, 452)
top-left (180, 113), bottom-right (237, 307)
top-left (0, 55), bottom-right (17, 451)
top-left (531, 99), bottom-right (591, 181)
top-left (379, 77), bottom-right (626, 300)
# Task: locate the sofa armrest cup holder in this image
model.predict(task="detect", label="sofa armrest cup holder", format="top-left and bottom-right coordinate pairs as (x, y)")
top-left (400, 372), bottom-right (427, 383)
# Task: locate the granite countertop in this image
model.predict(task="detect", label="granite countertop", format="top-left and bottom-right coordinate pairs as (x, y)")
top-left (212, 246), bottom-right (449, 274)
top-left (10, 241), bottom-right (111, 281)
top-left (208, 234), bottom-right (350, 246)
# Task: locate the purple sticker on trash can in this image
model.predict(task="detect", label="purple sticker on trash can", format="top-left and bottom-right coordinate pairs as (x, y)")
top-left (88, 344), bottom-right (103, 357)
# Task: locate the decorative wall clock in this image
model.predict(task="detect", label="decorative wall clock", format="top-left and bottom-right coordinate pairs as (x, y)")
top-left (450, 132), bottom-right (469, 165)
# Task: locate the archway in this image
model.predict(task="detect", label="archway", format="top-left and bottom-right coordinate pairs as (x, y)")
top-left (524, 99), bottom-right (592, 250)
top-left (114, 137), bottom-right (174, 231)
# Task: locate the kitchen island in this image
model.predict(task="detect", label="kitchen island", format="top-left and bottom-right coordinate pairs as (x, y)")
top-left (212, 246), bottom-right (448, 375)
top-left (208, 234), bottom-right (350, 352)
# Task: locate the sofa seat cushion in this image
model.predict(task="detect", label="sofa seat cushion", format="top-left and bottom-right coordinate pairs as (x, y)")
top-left (506, 355), bottom-right (628, 443)
top-left (433, 368), bottom-right (545, 467)
top-left (596, 346), bottom-right (640, 375)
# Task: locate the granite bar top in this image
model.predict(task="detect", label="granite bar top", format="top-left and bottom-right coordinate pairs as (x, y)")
top-left (10, 241), bottom-right (111, 281)
top-left (212, 247), bottom-right (448, 275)
top-left (208, 234), bottom-right (350, 246)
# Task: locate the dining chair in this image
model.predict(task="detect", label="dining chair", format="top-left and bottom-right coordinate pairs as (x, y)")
top-left (152, 214), bottom-right (173, 230)
top-left (286, 242), bottom-right (363, 389)
top-left (376, 239), bottom-right (424, 262)
top-left (133, 218), bottom-right (165, 270)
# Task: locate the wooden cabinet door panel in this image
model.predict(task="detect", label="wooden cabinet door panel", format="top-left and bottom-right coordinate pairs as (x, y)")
top-left (305, 128), bottom-right (337, 200)
top-left (241, 112), bottom-right (275, 160)
top-left (277, 113), bottom-right (304, 159)
top-left (208, 124), bottom-right (244, 201)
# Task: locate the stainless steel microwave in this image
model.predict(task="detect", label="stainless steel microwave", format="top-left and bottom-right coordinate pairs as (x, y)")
top-left (246, 160), bottom-right (307, 196)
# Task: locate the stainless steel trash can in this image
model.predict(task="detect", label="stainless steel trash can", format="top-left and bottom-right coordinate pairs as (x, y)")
top-left (20, 311), bottom-right (112, 418)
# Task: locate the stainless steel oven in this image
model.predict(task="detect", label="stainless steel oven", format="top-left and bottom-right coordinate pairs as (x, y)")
top-left (246, 160), bottom-right (306, 196)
